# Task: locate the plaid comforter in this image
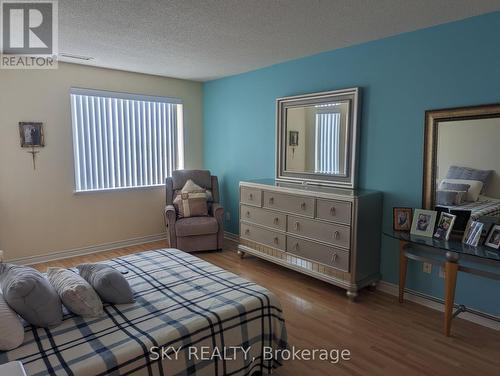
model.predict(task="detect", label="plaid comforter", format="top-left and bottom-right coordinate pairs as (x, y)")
top-left (442, 197), bottom-right (500, 220)
top-left (0, 249), bottom-right (288, 376)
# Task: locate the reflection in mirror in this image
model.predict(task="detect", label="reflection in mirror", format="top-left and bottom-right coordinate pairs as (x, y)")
top-left (285, 101), bottom-right (349, 176)
top-left (435, 117), bottom-right (500, 223)
top-left (276, 88), bottom-right (359, 188)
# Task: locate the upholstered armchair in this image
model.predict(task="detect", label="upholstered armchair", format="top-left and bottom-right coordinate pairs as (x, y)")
top-left (165, 170), bottom-right (224, 252)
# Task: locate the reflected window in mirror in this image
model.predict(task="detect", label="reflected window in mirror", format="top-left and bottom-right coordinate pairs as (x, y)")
top-left (285, 102), bottom-right (349, 176)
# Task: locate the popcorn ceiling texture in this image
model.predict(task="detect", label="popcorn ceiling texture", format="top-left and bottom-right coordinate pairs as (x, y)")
top-left (58, 0), bottom-right (500, 81)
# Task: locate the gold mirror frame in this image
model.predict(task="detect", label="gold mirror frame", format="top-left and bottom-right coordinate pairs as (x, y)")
top-left (423, 103), bottom-right (500, 209)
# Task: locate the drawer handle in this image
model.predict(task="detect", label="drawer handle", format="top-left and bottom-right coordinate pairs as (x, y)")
top-left (246, 211), bottom-right (250, 218)
top-left (249, 193), bottom-right (253, 200)
top-left (274, 217), bottom-right (279, 225)
top-left (274, 237), bottom-right (279, 244)
top-left (330, 207), bottom-right (336, 216)
top-left (334, 231), bottom-right (340, 240)
top-left (245, 229), bottom-right (250, 235)
top-left (269, 197), bottom-right (274, 205)
top-left (300, 202), bottom-right (306, 210)
top-left (294, 221), bottom-right (300, 231)
top-left (331, 253), bottom-right (338, 263)
top-left (294, 243), bottom-right (300, 252)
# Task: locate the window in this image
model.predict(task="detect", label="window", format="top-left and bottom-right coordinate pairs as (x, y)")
top-left (70, 88), bottom-right (183, 192)
top-left (315, 111), bottom-right (341, 174)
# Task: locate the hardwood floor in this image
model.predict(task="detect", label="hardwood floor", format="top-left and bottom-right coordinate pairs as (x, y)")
top-left (33, 240), bottom-right (500, 376)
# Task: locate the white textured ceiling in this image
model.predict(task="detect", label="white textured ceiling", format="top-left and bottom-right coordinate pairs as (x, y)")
top-left (58, 0), bottom-right (500, 81)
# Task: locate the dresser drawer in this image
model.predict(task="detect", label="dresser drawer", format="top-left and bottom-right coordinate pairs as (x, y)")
top-left (240, 222), bottom-right (286, 251)
top-left (263, 191), bottom-right (314, 217)
top-left (316, 199), bottom-right (352, 225)
top-left (287, 215), bottom-right (350, 249)
top-left (240, 205), bottom-right (286, 231)
top-left (240, 187), bottom-right (262, 207)
top-left (287, 236), bottom-right (350, 272)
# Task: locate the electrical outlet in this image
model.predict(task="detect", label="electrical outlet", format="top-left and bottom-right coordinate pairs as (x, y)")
top-left (439, 266), bottom-right (445, 278)
top-left (423, 262), bottom-right (432, 274)
top-left (225, 212), bottom-right (231, 222)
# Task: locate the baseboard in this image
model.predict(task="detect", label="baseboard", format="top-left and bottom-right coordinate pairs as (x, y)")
top-left (5, 233), bottom-right (167, 266)
top-left (223, 233), bottom-right (499, 331)
top-left (378, 281), bottom-right (500, 331)
top-left (224, 231), bottom-right (239, 243)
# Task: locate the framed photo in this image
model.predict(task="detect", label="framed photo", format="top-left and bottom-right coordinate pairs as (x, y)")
top-left (410, 209), bottom-right (437, 237)
top-left (434, 212), bottom-right (456, 240)
top-left (484, 225), bottom-right (500, 249)
top-left (393, 207), bottom-right (412, 231)
top-left (462, 221), bottom-right (484, 246)
top-left (19, 122), bottom-right (44, 147)
top-left (288, 131), bottom-right (299, 146)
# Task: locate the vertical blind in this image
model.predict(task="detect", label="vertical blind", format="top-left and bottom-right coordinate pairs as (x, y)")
top-left (315, 112), bottom-right (341, 174)
top-left (70, 88), bottom-right (183, 192)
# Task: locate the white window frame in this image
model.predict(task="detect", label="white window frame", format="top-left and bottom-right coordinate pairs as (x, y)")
top-left (70, 88), bottom-right (184, 193)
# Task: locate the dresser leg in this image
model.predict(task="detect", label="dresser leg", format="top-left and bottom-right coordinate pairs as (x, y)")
top-left (346, 290), bottom-right (358, 301)
top-left (237, 250), bottom-right (245, 259)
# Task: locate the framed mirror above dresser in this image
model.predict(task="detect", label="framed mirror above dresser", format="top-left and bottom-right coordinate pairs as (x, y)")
top-left (276, 88), bottom-right (360, 188)
top-left (238, 88), bottom-right (382, 300)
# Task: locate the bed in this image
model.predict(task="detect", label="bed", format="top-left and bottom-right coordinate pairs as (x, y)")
top-left (438, 196), bottom-right (500, 220)
top-left (0, 249), bottom-right (288, 376)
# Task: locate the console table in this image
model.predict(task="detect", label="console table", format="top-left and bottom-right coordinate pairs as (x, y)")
top-left (384, 230), bottom-right (500, 336)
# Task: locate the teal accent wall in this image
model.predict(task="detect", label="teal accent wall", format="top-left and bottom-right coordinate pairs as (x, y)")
top-left (203, 12), bottom-right (500, 315)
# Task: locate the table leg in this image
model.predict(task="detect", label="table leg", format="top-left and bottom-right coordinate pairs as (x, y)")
top-left (444, 261), bottom-right (458, 336)
top-left (399, 241), bottom-right (408, 303)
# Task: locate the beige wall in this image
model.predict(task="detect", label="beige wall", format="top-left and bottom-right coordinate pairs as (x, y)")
top-left (285, 107), bottom-right (307, 171)
top-left (437, 118), bottom-right (500, 198)
top-left (0, 63), bottom-right (203, 261)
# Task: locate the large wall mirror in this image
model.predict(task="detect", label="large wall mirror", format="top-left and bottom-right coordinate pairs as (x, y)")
top-left (276, 88), bottom-right (360, 188)
top-left (423, 104), bottom-right (500, 229)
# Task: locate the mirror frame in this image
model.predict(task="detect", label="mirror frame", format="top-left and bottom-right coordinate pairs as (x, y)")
top-left (422, 103), bottom-right (500, 209)
top-left (276, 87), bottom-right (360, 188)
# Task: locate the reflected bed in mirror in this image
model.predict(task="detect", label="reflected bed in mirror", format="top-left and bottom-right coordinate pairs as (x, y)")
top-left (277, 88), bottom-right (359, 188)
top-left (423, 104), bottom-right (500, 229)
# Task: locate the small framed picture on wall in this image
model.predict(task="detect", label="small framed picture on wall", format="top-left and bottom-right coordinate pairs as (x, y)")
top-left (19, 122), bottom-right (44, 147)
top-left (393, 207), bottom-right (413, 231)
top-left (288, 131), bottom-right (299, 146)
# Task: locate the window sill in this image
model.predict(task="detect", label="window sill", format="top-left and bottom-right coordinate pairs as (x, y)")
top-left (73, 184), bottom-right (164, 194)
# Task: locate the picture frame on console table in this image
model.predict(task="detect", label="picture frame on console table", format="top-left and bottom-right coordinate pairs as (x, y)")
top-left (393, 207), bottom-right (413, 231)
top-left (410, 209), bottom-right (437, 238)
top-left (484, 225), bottom-right (500, 249)
top-left (462, 221), bottom-right (484, 246)
top-left (434, 212), bottom-right (456, 241)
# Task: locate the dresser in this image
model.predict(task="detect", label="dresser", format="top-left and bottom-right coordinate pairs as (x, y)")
top-left (238, 179), bottom-right (382, 299)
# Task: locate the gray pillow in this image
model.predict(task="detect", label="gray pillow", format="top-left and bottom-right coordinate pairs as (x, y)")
top-left (439, 182), bottom-right (470, 192)
top-left (47, 267), bottom-right (104, 317)
top-left (446, 166), bottom-right (492, 188)
top-left (0, 264), bottom-right (62, 328)
top-left (76, 264), bottom-right (134, 304)
top-left (0, 293), bottom-right (25, 351)
top-left (436, 190), bottom-right (466, 206)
